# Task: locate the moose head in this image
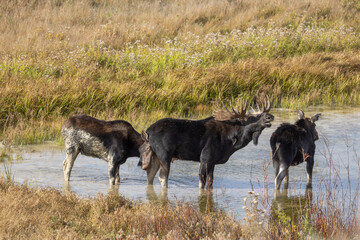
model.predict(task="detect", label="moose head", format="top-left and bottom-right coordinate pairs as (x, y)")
top-left (297, 109), bottom-right (321, 141)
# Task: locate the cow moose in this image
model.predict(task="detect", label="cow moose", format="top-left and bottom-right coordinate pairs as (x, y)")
top-left (270, 109), bottom-right (321, 190)
top-left (139, 97), bottom-right (274, 189)
top-left (61, 115), bottom-right (144, 185)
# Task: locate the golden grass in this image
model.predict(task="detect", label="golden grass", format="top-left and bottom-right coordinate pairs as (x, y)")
top-left (0, 177), bottom-right (244, 239)
top-left (0, 175), bottom-right (358, 239)
top-left (1, 0), bottom-right (359, 53)
top-left (0, 0), bottom-right (360, 144)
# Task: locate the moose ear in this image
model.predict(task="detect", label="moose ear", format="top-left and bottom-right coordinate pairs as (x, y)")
top-left (311, 113), bottom-right (321, 123)
top-left (297, 109), bottom-right (305, 119)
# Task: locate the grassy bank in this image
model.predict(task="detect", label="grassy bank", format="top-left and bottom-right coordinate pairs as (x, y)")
top-left (0, 177), bottom-right (244, 239)
top-left (1, 0), bottom-right (360, 144)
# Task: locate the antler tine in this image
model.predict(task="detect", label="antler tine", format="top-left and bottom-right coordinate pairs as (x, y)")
top-left (231, 106), bottom-right (240, 115)
top-left (216, 101), bottom-right (229, 113)
top-left (265, 95), bottom-right (271, 112)
top-left (214, 100), bottom-right (235, 121)
top-left (261, 97), bottom-right (266, 112)
top-left (214, 98), bottom-right (249, 121)
top-left (221, 101), bottom-right (232, 113)
top-left (238, 99), bottom-right (243, 114)
top-left (230, 101), bottom-right (238, 115)
top-left (243, 99), bottom-right (248, 115)
top-left (215, 101), bottom-right (222, 110)
top-left (256, 103), bottom-right (261, 113)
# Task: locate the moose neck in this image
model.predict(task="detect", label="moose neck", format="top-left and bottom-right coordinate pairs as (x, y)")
top-left (233, 122), bottom-right (265, 149)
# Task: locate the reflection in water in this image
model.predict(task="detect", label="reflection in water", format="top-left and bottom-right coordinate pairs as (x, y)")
top-left (145, 186), bottom-right (218, 214)
top-left (108, 184), bottom-right (120, 196)
top-left (270, 188), bottom-right (313, 228)
top-left (198, 189), bottom-right (217, 214)
top-left (62, 181), bottom-right (122, 198)
top-left (146, 185), bottom-right (168, 204)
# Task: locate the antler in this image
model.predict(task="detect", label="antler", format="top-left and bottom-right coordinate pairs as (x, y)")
top-left (213, 102), bottom-right (233, 121)
top-left (213, 99), bottom-right (248, 121)
top-left (263, 95), bottom-right (271, 113)
top-left (249, 95), bottom-right (271, 115)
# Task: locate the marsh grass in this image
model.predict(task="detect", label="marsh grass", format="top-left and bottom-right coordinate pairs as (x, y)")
top-left (1, 0), bottom-right (360, 144)
top-left (1, 51), bottom-right (359, 144)
top-left (0, 176), bottom-right (245, 239)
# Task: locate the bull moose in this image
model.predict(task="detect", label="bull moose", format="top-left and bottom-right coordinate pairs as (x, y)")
top-left (61, 115), bottom-right (143, 185)
top-left (270, 109), bottom-right (321, 189)
top-left (139, 97), bottom-right (274, 189)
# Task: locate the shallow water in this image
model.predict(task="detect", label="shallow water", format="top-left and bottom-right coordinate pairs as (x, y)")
top-left (4, 107), bottom-right (360, 219)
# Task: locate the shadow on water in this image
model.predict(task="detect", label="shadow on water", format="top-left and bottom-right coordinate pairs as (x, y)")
top-left (270, 187), bottom-right (313, 230)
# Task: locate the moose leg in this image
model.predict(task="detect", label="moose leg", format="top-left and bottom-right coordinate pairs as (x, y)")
top-left (108, 153), bottom-right (126, 185)
top-left (199, 163), bottom-right (210, 189)
top-left (63, 146), bottom-right (79, 181)
top-left (108, 161), bottom-right (117, 185)
top-left (273, 160), bottom-right (280, 177)
top-left (275, 164), bottom-right (288, 190)
top-left (114, 162), bottom-right (121, 185)
top-left (306, 157), bottom-right (314, 189)
top-left (147, 155), bottom-right (160, 185)
top-left (206, 164), bottom-right (215, 189)
top-left (158, 158), bottom-right (171, 188)
top-left (274, 144), bottom-right (294, 190)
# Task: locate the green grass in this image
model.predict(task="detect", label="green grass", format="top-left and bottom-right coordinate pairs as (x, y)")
top-left (1, 49), bottom-right (360, 144)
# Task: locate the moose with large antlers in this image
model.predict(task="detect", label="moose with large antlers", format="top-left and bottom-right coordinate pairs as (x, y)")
top-left (139, 97), bottom-right (274, 189)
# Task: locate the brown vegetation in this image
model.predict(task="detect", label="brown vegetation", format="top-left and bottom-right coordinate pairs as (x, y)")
top-left (1, 0), bottom-right (360, 53)
top-left (0, 177), bottom-right (243, 239)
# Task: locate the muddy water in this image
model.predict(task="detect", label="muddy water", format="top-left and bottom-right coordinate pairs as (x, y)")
top-left (4, 107), bottom-right (360, 219)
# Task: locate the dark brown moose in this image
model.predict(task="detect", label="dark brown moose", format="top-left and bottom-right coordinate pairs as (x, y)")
top-left (61, 115), bottom-right (143, 185)
top-left (270, 109), bottom-right (321, 190)
top-left (139, 97), bottom-right (274, 189)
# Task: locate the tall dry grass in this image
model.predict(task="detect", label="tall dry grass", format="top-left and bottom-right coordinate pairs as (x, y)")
top-left (1, 0), bottom-right (360, 144)
top-left (0, 177), bottom-right (243, 239)
top-left (1, 0), bottom-right (359, 53)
